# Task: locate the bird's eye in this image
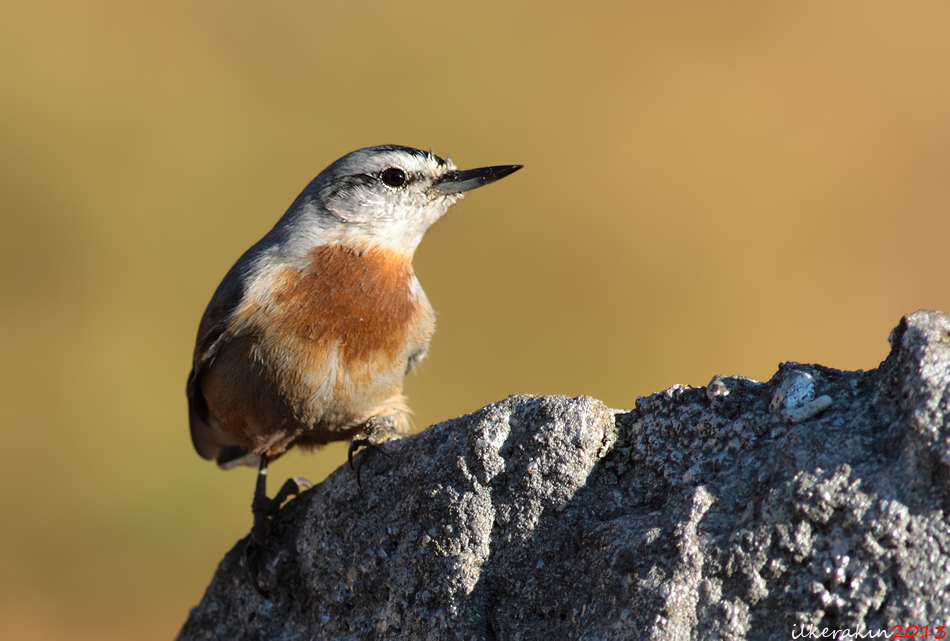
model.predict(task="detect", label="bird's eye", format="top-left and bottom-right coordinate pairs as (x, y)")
top-left (381, 167), bottom-right (407, 187)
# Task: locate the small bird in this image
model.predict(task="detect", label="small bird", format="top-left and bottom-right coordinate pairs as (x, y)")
top-left (186, 145), bottom-right (521, 526)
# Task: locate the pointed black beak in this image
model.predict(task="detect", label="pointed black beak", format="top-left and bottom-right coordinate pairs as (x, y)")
top-left (435, 164), bottom-right (523, 195)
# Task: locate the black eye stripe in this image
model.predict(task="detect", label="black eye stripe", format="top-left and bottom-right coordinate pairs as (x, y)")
top-left (381, 167), bottom-right (408, 188)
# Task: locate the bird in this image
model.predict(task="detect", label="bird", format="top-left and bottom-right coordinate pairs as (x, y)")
top-left (186, 145), bottom-right (522, 530)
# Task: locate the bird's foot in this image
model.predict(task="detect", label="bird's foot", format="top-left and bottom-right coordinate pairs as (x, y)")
top-left (348, 415), bottom-right (397, 486)
top-left (347, 437), bottom-right (391, 487)
top-left (251, 468), bottom-right (312, 536)
top-left (244, 458), bottom-right (312, 596)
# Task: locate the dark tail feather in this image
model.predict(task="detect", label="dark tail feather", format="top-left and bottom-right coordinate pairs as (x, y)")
top-left (216, 445), bottom-right (261, 469)
top-left (189, 401), bottom-right (222, 461)
top-left (188, 368), bottom-right (258, 469)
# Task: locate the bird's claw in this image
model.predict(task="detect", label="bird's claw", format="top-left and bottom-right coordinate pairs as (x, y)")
top-left (348, 437), bottom-right (389, 487)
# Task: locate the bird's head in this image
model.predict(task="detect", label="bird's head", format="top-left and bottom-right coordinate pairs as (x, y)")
top-left (292, 145), bottom-right (521, 256)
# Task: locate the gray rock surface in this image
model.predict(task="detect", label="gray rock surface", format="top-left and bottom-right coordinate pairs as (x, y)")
top-left (178, 310), bottom-right (950, 640)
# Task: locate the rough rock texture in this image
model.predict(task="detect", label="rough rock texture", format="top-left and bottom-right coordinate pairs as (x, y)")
top-left (178, 310), bottom-right (950, 640)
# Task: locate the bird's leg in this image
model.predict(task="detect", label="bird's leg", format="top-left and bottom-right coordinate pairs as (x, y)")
top-left (251, 456), bottom-right (271, 535)
top-left (251, 457), bottom-right (312, 542)
top-left (348, 415), bottom-right (396, 486)
top-left (245, 457), bottom-right (312, 597)
top-left (245, 457), bottom-right (273, 596)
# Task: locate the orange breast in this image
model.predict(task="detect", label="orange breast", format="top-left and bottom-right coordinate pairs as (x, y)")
top-left (271, 244), bottom-right (421, 365)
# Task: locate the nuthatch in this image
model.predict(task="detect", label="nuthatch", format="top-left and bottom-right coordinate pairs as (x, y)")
top-left (186, 145), bottom-right (521, 525)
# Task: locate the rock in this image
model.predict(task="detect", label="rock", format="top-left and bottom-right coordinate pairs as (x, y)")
top-left (178, 311), bottom-right (950, 640)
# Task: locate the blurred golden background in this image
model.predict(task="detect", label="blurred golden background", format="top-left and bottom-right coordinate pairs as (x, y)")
top-left (2, 1), bottom-right (949, 638)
